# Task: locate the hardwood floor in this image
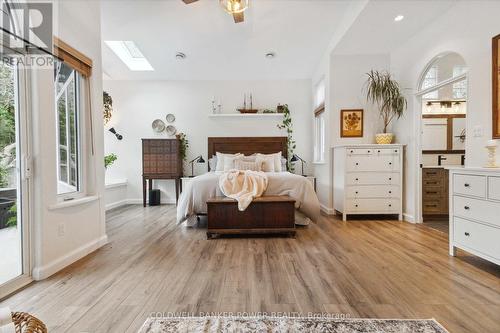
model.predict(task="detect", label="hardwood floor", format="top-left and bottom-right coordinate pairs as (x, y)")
top-left (1, 205), bottom-right (499, 333)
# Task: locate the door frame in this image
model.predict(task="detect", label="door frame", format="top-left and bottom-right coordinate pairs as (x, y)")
top-left (0, 60), bottom-right (34, 300)
top-left (413, 70), bottom-right (468, 224)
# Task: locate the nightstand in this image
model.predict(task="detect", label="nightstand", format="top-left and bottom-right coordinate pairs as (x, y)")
top-left (305, 176), bottom-right (316, 192)
top-left (180, 177), bottom-right (194, 194)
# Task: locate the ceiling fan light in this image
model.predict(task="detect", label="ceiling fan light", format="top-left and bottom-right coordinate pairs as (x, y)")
top-left (220, 0), bottom-right (249, 14)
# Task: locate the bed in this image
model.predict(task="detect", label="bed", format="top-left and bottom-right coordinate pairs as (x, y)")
top-left (176, 137), bottom-right (321, 226)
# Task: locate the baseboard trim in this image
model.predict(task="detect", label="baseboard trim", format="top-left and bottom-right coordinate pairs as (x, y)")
top-left (320, 204), bottom-right (335, 215)
top-left (403, 213), bottom-right (415, 223)
top-left (105, 198), bottom-right (177, 211)
top-left (32, 234), bottom-right (108, 280)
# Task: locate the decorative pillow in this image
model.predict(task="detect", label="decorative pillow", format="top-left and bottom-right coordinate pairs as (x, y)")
top-left (234, 159), bottom-right (262, 171)
top-left (216, 152), bottom-right (242, 171)
top-left (281, 157), bottom-right (288, 172)
top-left (257, 152), bottom-right (282, 172)
top-left (223, 155), bottom-right (244, 171)
top-left (241, 155), bottom-right (257, 162)
top-left (208, 156), bottom-right (217, 172)
top-left (256, 155), bottom-right (276, 172)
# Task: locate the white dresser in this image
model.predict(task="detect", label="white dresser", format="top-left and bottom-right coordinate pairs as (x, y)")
top-left (333, 144), bottom-right (404, 221)
top-left (448, 167), bottom-right (500, 265)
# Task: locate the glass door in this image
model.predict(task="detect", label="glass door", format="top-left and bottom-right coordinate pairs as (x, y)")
top-left (0, 59), bottom-right (32, 297)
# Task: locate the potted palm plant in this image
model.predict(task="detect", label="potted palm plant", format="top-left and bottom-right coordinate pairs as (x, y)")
top-left (365, 70), bottom-right (407, 144)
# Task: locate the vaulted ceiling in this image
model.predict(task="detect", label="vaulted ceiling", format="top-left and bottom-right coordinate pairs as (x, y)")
top-left (101, 0), bottom-right (458, 81)
top-left (100, 0), bottom-right (354, 80)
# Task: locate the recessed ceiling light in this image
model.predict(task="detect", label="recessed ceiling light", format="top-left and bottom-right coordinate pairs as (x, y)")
top-left (176, 52), bottom-right (186, 60)
top-left (105, 41), bottom-right (154, 71)
top-left (265, 52), bottom-right (276, 59)
top-left (394, 15), bottom-right (404, 22)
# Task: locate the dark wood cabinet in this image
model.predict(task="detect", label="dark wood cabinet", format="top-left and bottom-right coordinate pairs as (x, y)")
top-left (142, 139), bottom-right (183, 206)
top-left (422, 168), bottom-right (449, 219)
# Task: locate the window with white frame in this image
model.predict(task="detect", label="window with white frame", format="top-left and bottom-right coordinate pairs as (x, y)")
top-left (452, 66), bottom-right (467, 99)
top-left (314, 80), bottom-right (326, 163)
top-left (421, 65), bottom-right (438, 99)
top-left (55, 60), bottom-right (82, 195)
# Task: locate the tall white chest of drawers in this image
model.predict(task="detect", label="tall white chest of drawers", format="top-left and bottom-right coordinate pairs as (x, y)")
top-left (449, 168), bottom-right (500, 265)
top-left (333, 144), bottom-right (404, 221)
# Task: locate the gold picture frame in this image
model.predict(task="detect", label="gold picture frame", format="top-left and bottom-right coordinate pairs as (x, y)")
top-left (493, 34), bottom-right (500, 139)
top-left (340, 109), bottom-right (363, 138)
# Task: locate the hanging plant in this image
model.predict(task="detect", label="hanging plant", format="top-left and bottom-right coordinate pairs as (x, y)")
top-left (103, 91), bottom-right (113, 125)
top-left (276, 104), bottom-right (296, 171)
top-left (176, 132), bottom-right (189, 162)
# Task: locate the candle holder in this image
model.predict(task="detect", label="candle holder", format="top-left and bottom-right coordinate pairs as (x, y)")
top-left (485, 140), bottom-right (499, 168)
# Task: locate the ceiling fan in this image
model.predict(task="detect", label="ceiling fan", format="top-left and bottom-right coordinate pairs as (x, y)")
top-left (182, 0), bottom-right (248, 24)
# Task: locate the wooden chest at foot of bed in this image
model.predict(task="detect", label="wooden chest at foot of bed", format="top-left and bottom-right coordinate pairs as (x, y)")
top-left (206, 196), bottom-right (296, 238)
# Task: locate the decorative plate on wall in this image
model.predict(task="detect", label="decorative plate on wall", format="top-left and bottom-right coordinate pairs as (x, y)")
top-left (166, 113), bottom-right (176, 123)
top-left (166, 125), bottom-right (177, 136)
top-left (152, 119), bottom-right (166, 133)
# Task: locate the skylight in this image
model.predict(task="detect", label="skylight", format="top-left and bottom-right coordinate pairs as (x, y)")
top-left (105, 41), bottom-right (154, 71)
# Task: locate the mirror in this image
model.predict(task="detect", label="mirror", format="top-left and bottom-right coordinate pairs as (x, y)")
top-left (493, 34), bottom-right (500, 139)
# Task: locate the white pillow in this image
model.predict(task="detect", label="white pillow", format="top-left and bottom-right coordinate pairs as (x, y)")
top-left (257, 152), bottom-right (282, 172)
top-left (223, 155), bottom-right (244, 171)
top-left (234, 159), bottom-right (262, 171)
top-left (216, 152), bottom-right (242, 171)
top-left (256, 155), bottom-right (276, 172)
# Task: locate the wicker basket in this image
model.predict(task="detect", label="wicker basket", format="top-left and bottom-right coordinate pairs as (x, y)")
top-left (11, 312), bottom-right (47, 333)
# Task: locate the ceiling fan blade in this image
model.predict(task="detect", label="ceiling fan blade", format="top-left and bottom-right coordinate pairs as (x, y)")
top-left (182, 0), bottom-right (199, 4)
top-left (233, 11), bottom-right (244, 23)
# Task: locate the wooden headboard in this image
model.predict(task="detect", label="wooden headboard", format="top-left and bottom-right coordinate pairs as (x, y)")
top-left (208, 137), bottom-right (288, 161)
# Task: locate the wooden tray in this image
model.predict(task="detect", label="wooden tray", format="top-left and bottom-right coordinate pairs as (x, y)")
top-left (237, 109), bottom-right (259, 114)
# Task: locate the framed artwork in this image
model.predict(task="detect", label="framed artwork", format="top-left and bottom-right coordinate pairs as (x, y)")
top-left (340, 109), bottom-right (363, 138)
top-left (493, 34), bottom-right (500, 139)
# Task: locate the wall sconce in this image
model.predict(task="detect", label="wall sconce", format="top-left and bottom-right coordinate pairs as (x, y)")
top-left (108, 127), bottom-right (123, 140)
top-left (189, 155), bottom-right (205, 177)
top-left (290, 154), bottom-right (306, 176)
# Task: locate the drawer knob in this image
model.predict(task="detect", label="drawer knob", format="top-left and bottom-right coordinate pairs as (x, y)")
top-left (356, 163), bottom-right (359, 166)
top-left (355, 178), bottom-right (359, 181)
top-left (355, 204), bottom-right (358, 207)
top-left (350, 150), bottom-right (354, 153)
top-left (389, 191), bottom-right (392, 194)
top-left (464, 183), bottom-right (470, 187)
top-left (389, 204), bottom-right (392, 207)
top-left (389, 178), bottom-right (392, 181)
top-left (464, 206), bottom-right (470, 210)
top-left (389, 162), bottom-right (392, 165)
top-left (368, 150), bottom-right (371, 153)
top-left (378, 150), bottom-right (381, 153)
top-left (465, 232), bottom-right (470, 236)
top-left (355, 191), bottom-right (359, 194)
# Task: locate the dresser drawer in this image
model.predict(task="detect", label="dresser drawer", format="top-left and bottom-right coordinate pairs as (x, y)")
top-left (346, 156), bottom-right (400, 172)
top-left (347, 148), bottom-right (374, 155)
top-left (347, 185), bottom-right (399, 199)
top-left (347, 148), bottom-right (400, 156)
top-left (454, 217), bottom-right (500, 260)
top-left (423, 198), bottom-right (447, 214)
top-left (453, 174), bottom-right (486, 198)
top-left (347, 173), bottom-right (400, 186)
top-left (488, 176), bottom-right (500, 201)
top-left (422, 186), bottom-right (444, 198)
top-left (346, 198), bottom-right (399, 213)
top-left (453, 195), bottom-right (500, 228)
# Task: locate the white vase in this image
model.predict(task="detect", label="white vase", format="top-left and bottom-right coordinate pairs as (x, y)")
top-left (375, 133), bottom-right (394, 144)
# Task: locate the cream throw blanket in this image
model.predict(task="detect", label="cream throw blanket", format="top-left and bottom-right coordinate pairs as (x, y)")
top-left (219, 170), bottom-right (268, 211)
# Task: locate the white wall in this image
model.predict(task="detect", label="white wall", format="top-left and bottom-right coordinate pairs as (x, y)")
top-left (103, 80), bottom-right (312, 205)
top-left (312, 54), bottom-right (390, 212)
top-left (31, 0), bottom-right (106, 279)
top-left (390, 0), bottom-right (500, 221)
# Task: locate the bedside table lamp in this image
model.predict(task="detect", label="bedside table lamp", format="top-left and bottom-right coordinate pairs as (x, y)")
top-left (290, 154), bottom-right (306, 176)
top-left (189, 155), bottom-right (205, 177)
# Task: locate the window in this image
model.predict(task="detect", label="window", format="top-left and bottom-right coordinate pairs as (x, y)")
top-left (452, 66), bottom-right (467, 99)
top-left (421, 66), bottom-right (438, 99)
top-left (314, 80), bottom-right (326, 163)
top-left (53, 38), bottom-right (93, 197)
top-left (55, 61), bottom-right (81, 195)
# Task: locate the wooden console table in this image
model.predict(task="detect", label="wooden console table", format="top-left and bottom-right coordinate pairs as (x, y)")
top-left (142, 139), bottom-right (182, 206)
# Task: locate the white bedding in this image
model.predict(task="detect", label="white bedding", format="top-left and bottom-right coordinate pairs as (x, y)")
top-left (177, 171), bottom-right (321, 226)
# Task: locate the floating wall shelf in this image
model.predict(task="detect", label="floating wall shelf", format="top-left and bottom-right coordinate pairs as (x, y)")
top-left (208, 113), bottom-right (284, 118)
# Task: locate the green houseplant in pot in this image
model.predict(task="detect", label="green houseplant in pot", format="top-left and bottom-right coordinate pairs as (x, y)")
top-left (365, 70), bottom-right (407, 144)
